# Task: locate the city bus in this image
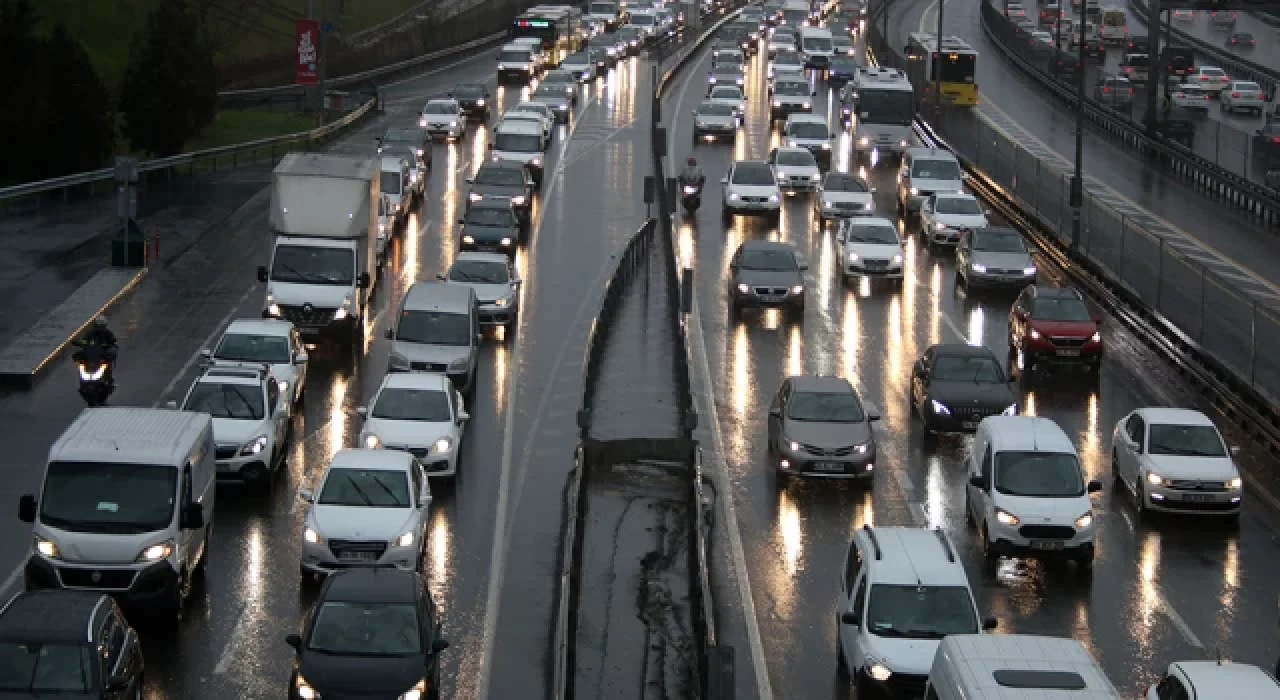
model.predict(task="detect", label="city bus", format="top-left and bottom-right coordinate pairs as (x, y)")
top-left (904, 33), bottom-right (979, 106)
top-left (1099, 7), bottom-right (1128, 43)
top-left (846, 66), bottom-right (917, 161)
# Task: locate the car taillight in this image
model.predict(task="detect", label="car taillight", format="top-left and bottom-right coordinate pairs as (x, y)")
top-left (1232, 92), bottom-right (1240, 97)
top-left (1272, 136), bottom-right (1280, 144)
top-left (1124, 66), bottom-right (1131, 72)
top-left (1199, 75), bottom-right (1208, 80)
top-left (1102, 87), bottom-right (1109, 93)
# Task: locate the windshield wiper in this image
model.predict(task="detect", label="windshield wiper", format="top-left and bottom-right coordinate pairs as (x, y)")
top-left (273, 261), bottom-right (320, 282)
top-left (868, 626), bottom-right (910, 638)
top-left (342, 474), bottom-right (374, 506)
top-left (369, 474), bottom-right (407, 507)
top-left (222, 384), bottom-right (259, 420)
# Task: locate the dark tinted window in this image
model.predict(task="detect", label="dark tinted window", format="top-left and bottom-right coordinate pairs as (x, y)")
top-left (215, 333), bottom-right (291, 363)
top-left (0, 643), bottom-right (93, 692)
top-left (319, 468), bottom-right (411, 507)
top-left (309, 602), bottom-right (421, 654)
top-left (41, 462), bottom-right (177, 534)
top-left (1031, 295), bottom-right (1092, 322)
top-left (372, 388), bottom-right (452, 422)
top-left (449, 259), bottom-right (510, 284)
top-left (994, 452), bottom-right (1085, 497)
top-left (1147, 424), bottom-right (1226, 457)
top-left (788, 390), bottom-right (864, 422)
top-left (972, 230), bottom-right (1027, 253)
top-left (865, 585), bottom-right (978, 638)
top-left (730, 164), bottom-right (775, 185)
top-left (184, 382), bottom-right (265, 420)
top-left (776, 149), bottom-right (817, 166)
top-left (453, 84), bottom-right (485, 97)
top-left (465, 207), bottom-right (516, 227)
top-left (740, 249), bottom-right (797, 271)
top-left (825, 173), bottom-right (868, 192)
top-left (474, 166), bottom-right (525, 186)
top-left (932, 355), bottom-right (1004, 382)
top-left (397, 310), bottom-right (471, 346)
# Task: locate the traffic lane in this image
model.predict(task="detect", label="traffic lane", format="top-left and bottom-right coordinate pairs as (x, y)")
top-left (673, 51), bottom-right (1280, 698)
top-left (1161, 10), bottom-right (1280, 87)
top-left (481, 57), bottom-right (661, 699)
top-left (891, 0), bottom-right (1280, 287)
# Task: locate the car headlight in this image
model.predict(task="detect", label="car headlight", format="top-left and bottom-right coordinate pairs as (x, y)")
top-left (1090, 331), bottom-right (1101, 342)
top-left (899, 139), bottom-right (908, 147)
top-left (448, 358), bottom-right (469, 372)
top-left (853, 443), bottom-right (869, 454)
top-left (971, 263), bottom-right (987, 273)
top-left (511, 195), bottom-right (527, 206)
top-left (858, 136), bottom-right (869, 145)
top-left (498, 63), bottom-right (507, 70)
top-left (500, 237), bottom-right (513, 246)
top-left (1002, 403), bottom-right (1017, 415)
top-left (801, 102), bottom-right (811, 109)
top-left (930, 399), bottom-right (950, 415)
top-left (476, 99), bottom-right (486, 106)
top-left (995, 508), bottom-right (1020, 526)
top-left (304, 527), bottom-right (322, 544)
top-left (1029, 328), bottom-right (1042, 340)
top-left (34, 536), bottom-right (59, 560)
top-left (697, 120), bottom-right (708, 128)
top-left (935, 221), bottom-right (947, 230)
top-left (78, 364), bottom-right (106, 381)
top-left (729, 192), bottom-right (740, 200)
top-left (494, 296), bottom-right (511, 307)
top-left (395, 531), bottom-right (416, 548)
top-left (419, 117), bottom-right (428, 127)
top-left (462, 235), bottom-right (476, 244)
top-left (333, 297), bottom-right (352, 320)
top-left (737, 283), bottom-right (750, 293)
top-left (136, 540), bottom-right (175, 562)
top-left (769, 193), bottom-right (779, 202)
top-left (266, 300), bottom-right (281, 317)
top-left (788, 139), bottom-right (798, 148)
top-left (241, 435), bottom-right (268, 456)
top-left (1074, 512), bottom-right (1094, 529)
top-left (364, 433), bottom-right (382, 449)
top-left (1229, 477), bottom-right (1243, 490)
top-left (709, 75), bottom-right (718, 83)
top-left (810, 173), bottom-right (820, 181)
top-left (434, 437), bottom-right (454, 453)
top-left (772, 100), bottom-right (782, 107)
top-left (397, 679), bottom-right (428, 700)
top-left (736, 77), bottom-right (744, 85)
top-left (1146, 472), bottom-right (1165, 486)
top-left (531, 156), bottom-right (543, 166)
top-left (891, 253), bottom-right (903, 264)
top-left (867, 662), bottom-right (892, 681)
top-left (824, 200), bottom-right (834, 209)
top-left (790, 284), bottom-right (804, 294)
top-left (1024, 266), bottom-right (1037, 276)
top-left (909, 187), bottom-right (919, 196)
top-left (469, 192), bottom-right (483, 202)
top-left (821, 142), bottom-right (830, 149)
top-left (848, 251), bottom-right (860, 262)
top-left (296, 674), bottom-right (320, 699)
top-left (450, 120), bottom-right (458, 127)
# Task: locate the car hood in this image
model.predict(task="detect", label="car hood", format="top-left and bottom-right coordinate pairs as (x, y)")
top-left (774, 163), bottom-right (820, 178)
top-left (864, 635), bottom-right (943, 677)
top-left (460, 223), bottom-right (518, 241)
top-left (1143, 454), bottom-right (1239, 481)
top-left (423, 114), bottom-right (459, 125)
top-left (781, 418), bottom-right (872, 448)
top-left (267, 281), bottom-right (353, 305)
top-left (310, 504), bottom-right (416, 539)
top-left (697, 114), bottom-right (738, 126)
top-left (934, 213), bottom-right (989, 228)
top-left (709, 97), bottom-right (745, 110)
top-left (492, 150), bottom-right (541, 164)
top-left (450, 281), bottom-right (513, 304)
top-left (472, 184), bottom-right (526, 199)
top-left (927, 380), bottom-right (1015, 410)
top-left (993, 493), bottom-right (1090, 523)
top-left (298, 649), bottom-right (427, 698)
top-left (391, 341), bottom-right (470, 366)
top-left (844, 241), bottom-right (900, 259)
top-left (530, 95), bottom-right (568, 108)
top-left (728, 183), bottom-right (780, 197)
top-left (773, 93), bottom-right (811, 104)
top-left (826, 191), bottom-right (875, 206)
top-left (910, 177), bottom-right (964, 194)
top-left (212, 418), bottom-right (266, 447)
top-left (1029, 318), bottom-right (1097, 337)
top-left (739, 269), bottom-right (803, 287)
top-left (971, 250), bottom-right (1034, 270)
top-left (363, 417), bottom-right (453, 449)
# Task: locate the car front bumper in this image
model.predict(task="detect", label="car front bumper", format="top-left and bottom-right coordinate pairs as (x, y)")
top-left (986, 520), bottom-right (1096, 559)
top-left (479, 302), bottom-right (517, 327)
top-left (1143, 484), bottom-right (1242, 515)
top-left (731, 288), bottom-right (804, 310)
top-left (724, 197), bottom-right (781, 214)
top-left (775, 442), bottom-right (875, 478)
top-left (965, 270), bottom-right (1038, 289)
top-left (301, 540), bottom-right (420, 576)
top-left (26, 557), bottom-right (181, 610)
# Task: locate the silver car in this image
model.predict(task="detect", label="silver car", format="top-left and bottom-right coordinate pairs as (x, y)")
top-left (767, 375), bottom-right (881, 481)
top-left (438, 251), bottom-right (522, 340)
top-left (955, 227), bottom-right (1038, 291)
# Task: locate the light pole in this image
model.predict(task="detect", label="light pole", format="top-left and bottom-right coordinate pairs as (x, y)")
top-left (1069, 0), bottom-right (1086, 253)
top-left (933, 0), bottom-right (944, 119)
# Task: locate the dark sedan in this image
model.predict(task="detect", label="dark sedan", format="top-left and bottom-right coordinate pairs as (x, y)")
top-left (286, 568), bottom-right (448, 700)
top-left (767, 375), bottom-right (881, 481)
top-left (458, 199), bottom-right (522, 254)
top-left (466, 160), bottom-right (535, 222)
top-left (727, 240), bottom-right (807, 321)
top-left (1255, 121), bottom-right (1280, 168)
top-left (450, 83), bottom-right (492, 120)
top-left (910, 344), bottom-right (1017, 437)
top-left (827, 57), bottom-right (859, 85)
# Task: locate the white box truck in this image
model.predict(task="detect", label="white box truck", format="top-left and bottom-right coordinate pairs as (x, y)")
top-left (256, 153), bottom-right (379, 351)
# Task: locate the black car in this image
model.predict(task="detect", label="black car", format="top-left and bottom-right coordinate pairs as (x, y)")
top-left (0, 590), bottom-right (144, 699)
top-left (450, 83), bottom-right (492, 120)
top-left (1161, 45), bottom-right (1195, 79)
top-left (458, 199), bottom-right (522, 254)
top-left (1157, 106), bottom-right (1196, 147)
top-left (1255, 121), bottom-right (1280, 168)
top-left (1227, 31), bottom-right (1255, 48)
top-left (910, 344), bottom-right (1017, 437)
top-left (727, 240), bottom-right (808, 321)
top-left (466, 160), bottom-right (536, 222)
top-left (286, 568), bottom-right (448, 700)
top-left (827, 57), bottom-right (859, 85)
top-left (1124, 33), bottom-right (1147, 53)
top-left (1082, 38), bottom-right (1106, 62)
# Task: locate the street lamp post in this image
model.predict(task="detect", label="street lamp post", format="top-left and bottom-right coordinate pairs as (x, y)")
top-left (1069, 0), bottom-right (1087, 253)
top-left (933, 0), bottom-right (944, 119)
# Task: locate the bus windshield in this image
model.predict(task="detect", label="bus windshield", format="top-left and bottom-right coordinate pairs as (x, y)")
top-left (1103, 10), bottom-right (1126, 25)
top-left (856, 90), bottom-right (915, 126)
top-left (933, 52), bottom-right (976, 83)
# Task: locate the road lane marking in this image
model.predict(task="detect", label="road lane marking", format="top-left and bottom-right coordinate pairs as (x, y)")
top-left (908, 502), bottom-right (927, 524)
top-left (213, 603), bottom-right (252, 674)
top-left (1114, 510), bottom-right (1207, 649)
top-left (153, 287), bottom-right (256, 407)
top-left (670, 43), bottom-right (776, 700)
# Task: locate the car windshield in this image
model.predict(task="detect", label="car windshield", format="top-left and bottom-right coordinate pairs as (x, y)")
top-left (216, 333), bottom-right (291, 363)
top-left (740, 249), bottom-right (797, 270)
top-left (499, 50), bottom-right (531, 62)
top-left (865, 585), bottom-right (978, 639)
top-left (912, 159), bottom-right (961, 180)
top-left (934, 197), bottom-right (982, 215)
top-left (1032, 296), bottom-right (1092, 322)
top-left (788, 390), bottom-right (864, 422)
top-left (449, 259), bottom-right (510, 284)
top-left (494, 133), bottom-right (542, 152)
top-left (826, 174), bottom-right (869, 192)
top-left (533, 86), bottom-right (564, 99)
top-left (1147, 424), bottom-right (1227, 457)
top-left (932, 355), bottom-right (1004, 382)
top-left (184, 381), bottom-right (265, 420)
top-left (620, 27), bottom-right (644, 39)
top-left (318, 468), bottom-right (411, 507)
top-left (465, 207), bottom-right (514, 227)
top-left (1236, 81), bottom-right (1260, 91)
top-left (544, 72), bottom-right (573, 83)
top-left (831, 59), bottom-right (858, 72)
top-left (591, 2), bottom-right (616, 12)
top-left (308, 602), bottom-right (421, 655)
top-left (40, 461), bottom-right (177, 534)
top-left (513, 104), bottom-right (548, 116)
top-left (776, 150), bottom-right (816, 166)
top-left (396, 310), bottom-right (471, 346)
top-left (372, 388), bottom-right (452, 422)
top-left (453, 84), bottom-right (484, 97)
top-left (0, 643), bottom-right (93, 693)
top-left (973, 231), bottom-right (1027, 253)
top-left (711, 87), bottom-right (743, 100)
top-left (424, 102), bottom-right (456, 114)
top-left (1233, 33), bottom-right (1253, 40)
top-left (380, 171), bottom-right (403, 195)
top-left (802, 37), bottom-right (832, 51)
top-left (1125, 54), bottom-right (1148, 65)
top-left (699, 103), bottom-right (736, 116)
top-left (270, 245), bottom-right (354, 285)
top-left (845, 223), bottom-right (898, 244)
top-left (731, 164), bottom-right (774, 185)
top-left (631, 14), bottom-right (655, 24)
top-left (564, 54), bottom-right (589, 65)
top-left (474, 167), bottom-right (524, 186)
top-left (789, 122), bottom-right (827, 138)
top-left (775, 82), bottom-right (809, 97)
top-left (994, 452), bottom-right (1086, 497)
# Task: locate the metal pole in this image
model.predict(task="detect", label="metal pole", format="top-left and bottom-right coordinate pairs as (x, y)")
top-left (1144, 0), bottom-right (1161, 134)
top-left (933, 0), bottom-right (944, 119)
top-left (1068, 0), bottom-right (1086, 254)
top-left (881, 0), bottom-right (889, 51)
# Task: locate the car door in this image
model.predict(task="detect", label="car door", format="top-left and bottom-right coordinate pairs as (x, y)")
top-left (956, 228), bottom-right (973, 270)
top-left (102, 609), bottom-right (141, 698)
top-left (291, 330), bottom-right (309, 400)
top-left (911, 349), bottom-right (933, 409)
top-left (409, 465), bottom-right (429, 546)
top-left (266, 380), bottom-right (288, 447)
top-left (837, 538), bottom-right (864, 666)
top-left (968, 445), bottom-right (994, 524)
top-left (1120, 413), bottom-right (1146, 486)
top-left (841, 572), bottom-right (869, 671)
top-left (727, 248), bottom-right (743, 297)
top-left (768, 380), bottom-right (790, 448)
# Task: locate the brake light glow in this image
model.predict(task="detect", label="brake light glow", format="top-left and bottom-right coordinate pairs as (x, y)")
top-left (1231, 92), bottom-right (1239, 98)
top-left (1273, 137), bottom-right (1280, 144)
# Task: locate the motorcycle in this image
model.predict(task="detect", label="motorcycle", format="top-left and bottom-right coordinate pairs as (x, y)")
top-left (71, 341), bottom-right (116, 407)
top-left (680, 179), bottom-right (703, 215)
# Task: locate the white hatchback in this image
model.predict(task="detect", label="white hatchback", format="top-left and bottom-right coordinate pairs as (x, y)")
top-left (837, 216), bottom-right (904, 283)
top-left (420, 99), bottom-right (464, 140)
top-left (817, 171), bottom-right (876, 220)
top-left (1188, 65), bottom-right (1230, 94)
top-left (1170, 83), bottom-right (1213, 110)
top-left (1111, 407), bottom-right (1242, 518)
top-left (202, 318), bottom-right (307, 406)
top-left (1220, 80), bottom-right (1266, 115)
top-left (721, 160), bottom-right (783, 222)
top-left (506, 102), bottom-right (555, 141)
top-left (768, 146), bottom-right (821, 193)
top-left (919, 193), bottom-right (989, 248)
top-left (707, 85), bottom-right (747, 118)
top-left (359, 372), bottom-right (469, 479)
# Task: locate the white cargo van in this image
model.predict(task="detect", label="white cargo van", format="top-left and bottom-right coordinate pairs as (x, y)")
top-left (18, 407), bottom-right (216, 623)
top-left (490, 119), bottom-right (548, 184)
top-left (379, 154), bottom-right (411, 223)
top-left (798, 26), bottom-right (835, 70)
top-left (925, 634), bottom-right (1121, 699)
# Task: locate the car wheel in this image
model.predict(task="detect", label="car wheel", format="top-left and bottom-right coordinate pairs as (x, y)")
top-left (980, 524), bottom-right (997, 567)
top-left (1134, 479), bottom-right (1149, 518)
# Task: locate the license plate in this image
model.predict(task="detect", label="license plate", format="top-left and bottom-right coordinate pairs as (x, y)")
top-left (1029, 540), bottom-right (1065, 551)
top-left (338, 551), bottom-right (377, 563)
top-left (1056, 348), bottom-right (1081, 357)
top-left (961, 421), bottom-right (978, 430)
top-left (812, 462), bottom-right (845, 472)
top-left (1181, 493), bottom-right (1215, 503)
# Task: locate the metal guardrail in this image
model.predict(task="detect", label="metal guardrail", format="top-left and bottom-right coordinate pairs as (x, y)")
top-left (1128, 0), bottom-right (1279, 99)
top-left (969, 1), bottom-right (1280, 226)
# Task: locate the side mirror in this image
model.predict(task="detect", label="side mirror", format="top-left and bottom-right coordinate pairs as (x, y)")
top-left (285, 633), bottom-right (302, 650)
top-left (180, 503), bottom-right (204, 530)
top-left (357, 406), bottom-right (368, 417)
top-left (982, 617), bottom-right (999, 631)
top-left (969, 475), bottom-right (987, 490)
top-left (811, 90), bottom-right (817, 96)
top-left (458, 410), bottom-right (471, 423)
top-left (720, 177), bottom-right (729, 184)
top-left (106, 676), bottom-right (130, 692)
top-left (385, 327), bottom-right (395, 340)
top-left (18, 495), bottom-right (36, 524)
top-left (298, 489), bottom-right (314, 503)
top-left (1087, 479), bottom-right (1103, 493)
top-left (1230, 445), bottom-right (1242, 457)
top-left (166, 400), bottom-right (179, 410)
top-left (294, 351), bottom-right (308, 365)
top-left (798, 261), bottom-right (809, 270)
top-left (199, 348), bottom-right (213, 364)
top-left (487, 142), bottom-right (494, 150)
top-left (357, 273), bottom-right (371, 289)
top-left (431, 638), bottom-right (451, 654)
top-left (465, 177), bottom-right (474, 184)
top-left (768, 406), bottom-right (781, 417)
top-left (257, 266), bottom-right (269, 283)
top-left (436, 273), bottom-right (447, 281)
top-left (514, 278), bottom-right (523, 286)
top-left (840, 612), bottom-right (860, 626)
top-left (458, 219), bottom-right (466, 224)
top-left (866, 409), bottom-right (881, 421)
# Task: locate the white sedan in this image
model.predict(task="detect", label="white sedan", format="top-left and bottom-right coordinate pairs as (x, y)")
top-left (202, 318), bottom-right (307, 406)
top-left (768, 146), bottom-right (821, 193)
top-left (1188, 65), bottom-right (1231, 94)
top-left (919, 192), bottom-right (989, 248)
top-left (1220, 80), bottom-right (1266, 115)
top-left (815, 171), bottom-right (875, 220)
top-left (420, 99), bottom-right (465, 141)
top-left (299, 448), bottom-right (432, 577)
top-left (1170, 83), bottom-right (1213, 110)
top-left (707, 85), bottom-right (747, 118)
top-left (1111, 407), bottom-right (1242, 518)
top-left (506, 102), bottom-right (556, 141)
top-left (837, 216), bottom-right (905, 284)
top-left (359, 372), bottom-right (469, 479)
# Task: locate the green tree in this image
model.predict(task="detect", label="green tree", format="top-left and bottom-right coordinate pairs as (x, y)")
top-left (118, 0), bottom-right (217, 156)
top-left (0, 0), bottom-right (46, 182)
top-left (42, 24), bottom-right (115, 177)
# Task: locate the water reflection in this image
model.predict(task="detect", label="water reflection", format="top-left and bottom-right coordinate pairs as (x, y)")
top-left (243, 522), bottom-right (266, 604)
top-left (427, 508), bottom-right (451, 597)
top-left (732, 324), bottom-right (752, 418)
top-left (777, 489), bottom-right (804, 576)
top-left (841, 290), bottom-right (859, 379)
top-left (492, 343), bottom-right (509, 411)
top-left (923, 457), bottom-right (946, 529)
top-left (326, 375), bottom-right (350, 459)
top-left (1023, 391), bottom-right (1037, 416)
top-left (928, 263), bottom-right (942, 347)
top-left (967, 305), bottom-right (984, 346)
top-left (787, 324), bottom-right (803, 377)
top-left (1136, 530), bottom-right (1163, 637)
top-left (678, 222), bottom-right (696, 270)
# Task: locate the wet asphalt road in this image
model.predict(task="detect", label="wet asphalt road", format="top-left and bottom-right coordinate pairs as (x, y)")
top-left (666, 33), bottom-right (1280, 699)
top-left (0, 43), bottom-right (660, 699)
top-left (1163, 8), bottom-right (1280, 77)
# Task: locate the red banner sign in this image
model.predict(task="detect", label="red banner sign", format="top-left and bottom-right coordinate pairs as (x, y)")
top-left (296, 20), bottom-right (320, 85)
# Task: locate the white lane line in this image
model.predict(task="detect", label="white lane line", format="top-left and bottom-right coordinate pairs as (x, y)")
top-left (1114, 511), bottom-right (1206, 649)
top-left (907, 502), bottom-right (927, 525)
top-left (213, 603), bottom-right (252, 674)
top-left (670, 44), bottom-right (775, 700)
top-left (152, 286), bottom-right (256, 407)
top-left (892, 469), bottom-right (915, 493)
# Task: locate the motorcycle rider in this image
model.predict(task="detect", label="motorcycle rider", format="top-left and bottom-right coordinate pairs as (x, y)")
top-left (79, 316), bottom-right (118, 387)
top-left (679, 157), bottom-right (706, 189)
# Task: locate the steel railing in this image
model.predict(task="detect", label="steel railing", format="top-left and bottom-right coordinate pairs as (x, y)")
top-left (1128, 0), bottom-right (1278, 100)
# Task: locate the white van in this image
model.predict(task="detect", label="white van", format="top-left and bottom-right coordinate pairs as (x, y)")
top-left (964, 416), bottom-right (1102, 568)
top-left (379, 155), bottom-right (410, 222)
top-left (497, 42), bottom-right (538, 84)
top-left (798, 27), bottom-right (835, 70)
top-left (490, 119), bottom-right (548, 184)
top-left (838, 525), bottom-right (996, 697)
top-left (926, 634), bottom-right (1121, 699)
top-left (18, 407), bottom-right (216, 622)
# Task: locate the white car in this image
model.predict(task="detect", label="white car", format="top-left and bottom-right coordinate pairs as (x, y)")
top-left (816, 171), bottom-right (876, 220)
top-left (376, 195), bottom-right (394, 260)
top-left (768, 31), bottom-right (796, 56)
top-left (769, 51), bottom-right (806, 79)
top-left (439, 251), bottom-right (522, 336)
top-left (707, 85), bottom-right (747, 118)
top-left (783, 113), bottom-right (834, 162)
top-left (692, 101), bottom-right (740, 142)
top-left (1111, 407), bottom-right (1243, 518)
top-left (769, 64), bottom-right (808, 95)
top-left (201, 318), bottom-right (307, 406)
top-left (1188, 65), bottom-right (1230, 94)
top-left (1145, 661), bottom-right (1280, 700)
top-left (1170, 83), bottom-right (1213, 110)
top-left (919, 192), bottom-right (989, 248)
top-left (1220, 80), bottom-right (1266, 115)
top-left (177, 362), bottom-right (290, 485)
top-left (1171, 8), bottom-right (1194, 20)
top-left (721, 160), bottom-right (783, 223)
top-left (299, 448), bottom-right (432, 577)
top-left (420, 99), bottom-right (464, 141)
top-left (712, 48), bottom-right (746, 65)
top-left (505, 102), bottom-right (555, 141)
top-left (1030, 30), bottom-right (1054, 46)
top-left (359, 372), bottom-right (469, 479)
top-left (768, 146), bottom-right (821, 193)
top-left (837, 216), bottom-right (904, 283)
top-left (539, 69), bottom-right (580, 105)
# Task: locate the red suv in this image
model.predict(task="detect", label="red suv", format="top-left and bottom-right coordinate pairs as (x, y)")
top-left (1008, 285), bottom-right (1102, 375)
